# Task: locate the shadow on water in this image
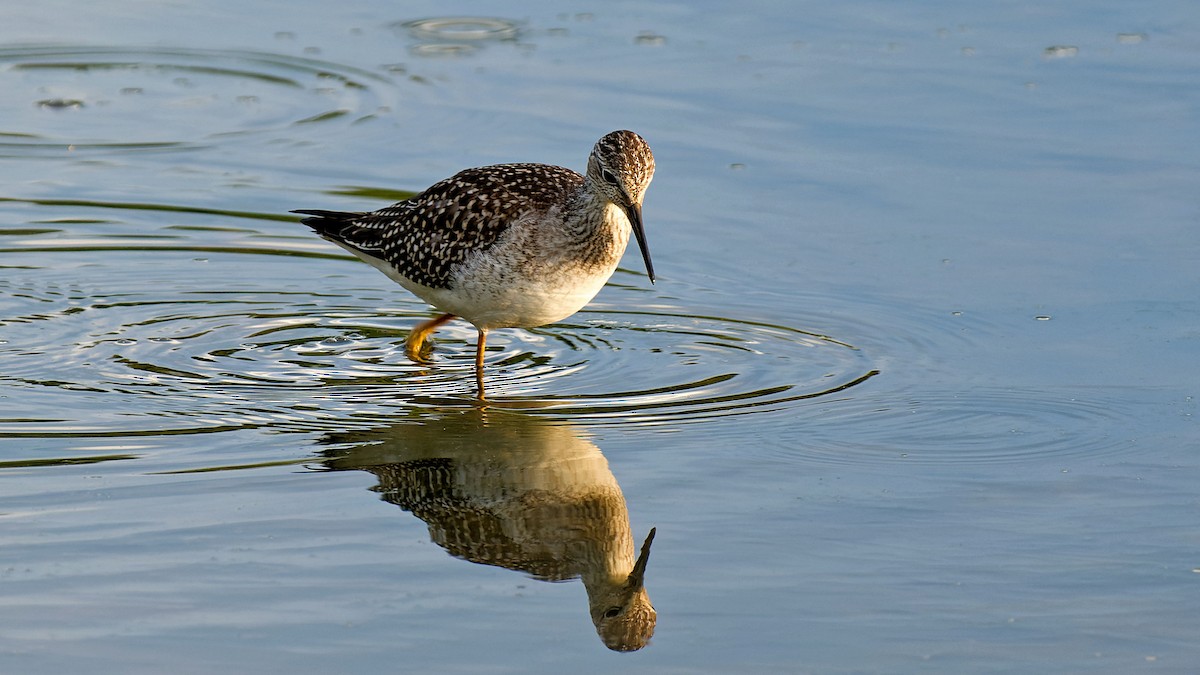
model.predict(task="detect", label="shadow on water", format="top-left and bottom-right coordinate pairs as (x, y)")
top-left (315, 407), bottom-right (657, 652)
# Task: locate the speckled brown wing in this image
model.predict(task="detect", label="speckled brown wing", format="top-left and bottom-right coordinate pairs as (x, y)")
top-left (294, 163), bottom-right (584, 289)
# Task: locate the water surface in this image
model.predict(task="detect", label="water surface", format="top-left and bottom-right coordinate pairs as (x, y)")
top-left (2, 1), bottom-right (1198, 672)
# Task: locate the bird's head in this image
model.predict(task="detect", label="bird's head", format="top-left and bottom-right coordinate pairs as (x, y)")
top-left (587, 130), bottom-right (656, 283)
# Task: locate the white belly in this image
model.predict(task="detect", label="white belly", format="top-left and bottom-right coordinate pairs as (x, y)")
top-left (408, 261), bottom-right (615, 329)
top-left (356, 201), bottom-right (632, 330)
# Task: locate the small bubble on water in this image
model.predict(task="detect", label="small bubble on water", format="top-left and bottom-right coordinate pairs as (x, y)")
top-left (951, 311), bottom-right (963, 317)
top-left (114, 338), bottom-right (136, 346)
top-left (1116, 33), bottom-right (1146, 44)
top-left (1034, 315), bottom-right (1052, 321)
top-left (240, 343), bottom-right (258, 350)
top-left (1043, 45), bottom-right (1078, 59)
top-left (729, 163), bottom-right (746, 171)
top-left (275, 31), bottom-right (296, 41)
top-left (634, 32), bottom-right (667, 46)
top-left (120, 87), bottom-right (143, 96)
top-left (37, 98), bottom-right (86, 110)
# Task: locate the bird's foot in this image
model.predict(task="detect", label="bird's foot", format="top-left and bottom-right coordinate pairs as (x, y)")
top-left (404, 313), bottom-right (456, 364)
top-left (404, 334), bottom-right (435, 364)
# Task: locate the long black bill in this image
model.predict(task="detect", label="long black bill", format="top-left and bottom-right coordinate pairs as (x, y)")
top-left (626, 203), bottom-right (655, 284)
top-left (627, 527), bottom-right (656, 589)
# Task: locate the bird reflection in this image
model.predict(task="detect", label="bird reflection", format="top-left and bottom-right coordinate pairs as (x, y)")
top-left (317, 409), bottom-right (656, 651)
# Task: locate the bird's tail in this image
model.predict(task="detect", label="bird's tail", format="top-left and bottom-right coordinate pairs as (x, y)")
top-left (291, 209), bottom-right (365, 234)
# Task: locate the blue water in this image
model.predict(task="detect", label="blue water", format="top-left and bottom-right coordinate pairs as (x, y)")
top-left (2, 1), bottom-right (1198, 672)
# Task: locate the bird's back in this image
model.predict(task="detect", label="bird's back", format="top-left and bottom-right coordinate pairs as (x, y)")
top-left (296, 163), bottom-right (584, 289)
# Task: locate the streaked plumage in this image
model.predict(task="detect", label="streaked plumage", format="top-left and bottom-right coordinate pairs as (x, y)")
top-left (294, 130), bottom-right (655, 395)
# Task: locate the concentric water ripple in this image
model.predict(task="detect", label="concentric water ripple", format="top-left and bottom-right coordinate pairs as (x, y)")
top-left (2, 192), bottom-right (1147, 476)
top-left (768, 386), bottom-right (1137, 466)
top-left (0, 192), bottom-right (881, 437)
top-left (396, 18), bottom-right (521, 58)
top-left (0, 45), bottom-right (396, 156)
top-left (3, 197), bottom-right (1132, 472)
top-left (464, 307), bottom-right (877, 423)
top-left (0, 260), bottom-right (876, 437)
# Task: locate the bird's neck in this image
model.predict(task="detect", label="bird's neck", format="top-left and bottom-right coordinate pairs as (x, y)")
top-left (560, 185), bottom-right (631, 268)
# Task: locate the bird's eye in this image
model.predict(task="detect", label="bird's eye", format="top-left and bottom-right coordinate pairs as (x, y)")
top-left (601, 169), bottom-right (619, 185)
top-left (604, 606), bottom-right (622, 618)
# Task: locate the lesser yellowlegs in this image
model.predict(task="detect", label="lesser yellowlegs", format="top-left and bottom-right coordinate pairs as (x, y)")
top-left (294, 130), bottom-right (656, 395)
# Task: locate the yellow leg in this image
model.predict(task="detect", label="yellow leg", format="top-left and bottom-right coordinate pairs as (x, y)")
top-left (475, 328), bottom-right (488, 398)
top-left (404, 313), bottom-right (455, 363)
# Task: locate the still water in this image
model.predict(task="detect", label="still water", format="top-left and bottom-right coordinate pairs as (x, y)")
top-left (2, 1), bottom-right (1198, 672)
